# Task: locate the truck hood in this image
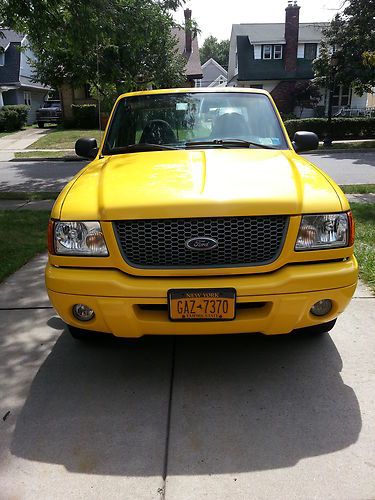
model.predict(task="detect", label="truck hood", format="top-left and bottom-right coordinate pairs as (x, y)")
top-left (59, 149), bottom-right (343, 220)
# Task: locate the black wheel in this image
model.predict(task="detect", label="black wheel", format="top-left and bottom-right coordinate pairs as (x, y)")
top-left (67, 324), bottom-right (111, 341)
top-left (37, 121), bottom-right (45, 128)
top-left (293, 318), bottom-right (337, 336)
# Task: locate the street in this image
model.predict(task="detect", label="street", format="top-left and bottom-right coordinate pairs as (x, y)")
top-left (0, 255), bottom-right (374, 499)
top-left (1, 151), bottom-right (375, 192)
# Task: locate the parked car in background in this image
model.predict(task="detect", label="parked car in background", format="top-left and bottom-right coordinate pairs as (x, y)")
top-left (36, 100), bottom-right (62, 128)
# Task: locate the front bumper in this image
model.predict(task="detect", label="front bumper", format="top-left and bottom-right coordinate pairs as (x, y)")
top-left (46, 257), bottom-right (358, 337)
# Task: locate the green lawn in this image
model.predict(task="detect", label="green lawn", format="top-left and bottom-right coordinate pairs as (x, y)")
top-left (0, 210), bottom-right (50, 283)
top-left (28, 128), bottom-right (103, 150)
top-left (340, 184), bottom-right (375, 194)
top-left (351, 203), bottom-right (375, 292)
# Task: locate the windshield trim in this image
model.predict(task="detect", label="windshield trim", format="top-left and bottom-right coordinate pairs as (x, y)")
top-left (101, 91), bottom-right (291, 156)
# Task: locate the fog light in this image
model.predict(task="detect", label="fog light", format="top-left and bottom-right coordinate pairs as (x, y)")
top-left (310, 299), bottom-right (332, 317)
top-left (72, 304), bottom-right (95, 322)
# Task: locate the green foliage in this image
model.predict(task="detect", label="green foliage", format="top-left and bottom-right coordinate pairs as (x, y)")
top-left (71, 104), bottom-right (98, 129)
top-left (0, 105), bottom-right (29, 132)
top-left (284, 117), bottom-right (375, 140)
top-left (313, 0), bottom-right (375, 94)
top-left (2, 0), bottom-right (187, 98)
top-left (199, 36), bottom-right (230, 69)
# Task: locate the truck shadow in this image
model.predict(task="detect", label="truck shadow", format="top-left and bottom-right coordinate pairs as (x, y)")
top-left (10, 321), bottom-right (361, 476)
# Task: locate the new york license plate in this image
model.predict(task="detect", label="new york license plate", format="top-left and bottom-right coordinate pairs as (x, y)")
top-left (168, 288), bottom-right (236, 321)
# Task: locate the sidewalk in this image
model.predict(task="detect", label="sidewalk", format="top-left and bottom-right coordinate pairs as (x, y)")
top-left (0, 128), bottom-right (50, 161)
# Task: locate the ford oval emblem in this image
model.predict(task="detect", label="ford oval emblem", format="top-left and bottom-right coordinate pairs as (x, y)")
top-left (185, 237), bottom-right (218, 251)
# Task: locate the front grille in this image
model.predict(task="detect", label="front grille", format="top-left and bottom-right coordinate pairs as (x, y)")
top-left (114, 215), bottom-right (288, 269)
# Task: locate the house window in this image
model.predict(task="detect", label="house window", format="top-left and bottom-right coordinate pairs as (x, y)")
top-left (332, 85), bottom-right (352, 107)
top-left (304, 43), bottom-right (318, 61)
top-left (194, 79), bottom-right (202, 88)
top-left (0, 52), bottom-right (4, 66)
top-left (274, 45), bottom-right (283, 60)
top-left (263, 45), bottom-right (272, 60)
top-left (24, 91), bottom-right (32, 106)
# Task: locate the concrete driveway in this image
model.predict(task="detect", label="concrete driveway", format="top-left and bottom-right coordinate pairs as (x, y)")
top-left (0, 255), bottom-right (374, 499)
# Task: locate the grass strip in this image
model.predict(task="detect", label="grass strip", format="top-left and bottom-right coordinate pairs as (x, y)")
top-left (0, 210), bottom-right (50, 283)
top-left (14, 151), bottom-right (73, 159)
top-left (319, 140), bottom-right (375, 150)
top-left (0, 192), bottom-right (59, 201)
top-left (351, 203), bottom-right (375, 292)
top-left (340, 184), bottom-right (375, 194)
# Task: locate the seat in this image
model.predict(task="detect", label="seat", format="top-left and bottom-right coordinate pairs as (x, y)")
top-left (139, 119), bottom-right (177, 145)
top-left (211, 112), bottom-right (250, 139)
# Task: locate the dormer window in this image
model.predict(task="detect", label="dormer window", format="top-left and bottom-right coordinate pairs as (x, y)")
top-left (262, 45), bottom-right (272, 59)
top-left (262, 44), bottom-right (283, 60)
top-left (274, 45), bottom-right (283, 59)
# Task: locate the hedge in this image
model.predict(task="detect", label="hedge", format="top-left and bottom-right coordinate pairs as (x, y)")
top-left (0, 105), bottom-right (29, 132)
top-left (69, 104), bottom-right (98, 129)
top-left (284, 117), bottom-right (375, 140)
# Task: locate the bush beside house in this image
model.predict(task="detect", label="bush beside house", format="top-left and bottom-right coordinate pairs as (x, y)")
top-left (284, 117), bottom-right (375, 140)
top-left (0, 105), bottom-right (29, 132)
top-left (63, 104), bottom-right (98, 129)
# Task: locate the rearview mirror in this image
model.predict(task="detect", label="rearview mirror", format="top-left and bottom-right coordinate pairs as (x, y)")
top-left (75, 138), bottom-right (98, 159)
top-left (292, 131), bottom-right (319, 153)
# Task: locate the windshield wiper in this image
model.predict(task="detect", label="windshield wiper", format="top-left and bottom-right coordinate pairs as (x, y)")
top-left (185, 139), bottom-right (276, 150)
top-left (106, 143), bottom-right (179, 155)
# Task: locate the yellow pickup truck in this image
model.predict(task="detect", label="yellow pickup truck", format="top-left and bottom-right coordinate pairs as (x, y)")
top-left (45, 88), bottom-right (357, 340)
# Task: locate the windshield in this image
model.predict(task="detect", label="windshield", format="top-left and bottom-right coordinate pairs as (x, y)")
top-left (103, 92), bottom-right (288, 154)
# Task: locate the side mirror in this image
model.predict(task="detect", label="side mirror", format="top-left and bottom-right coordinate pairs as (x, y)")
top-left (292, 131), bottom-right (319, 153)
top-left (75, 138), bottom-right (98, 159)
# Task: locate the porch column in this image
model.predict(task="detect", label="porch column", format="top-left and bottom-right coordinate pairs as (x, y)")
top-left (0, 91), bottom-right (4, 108)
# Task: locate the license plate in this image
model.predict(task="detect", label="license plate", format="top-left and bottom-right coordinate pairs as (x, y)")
top-left (168, 288), bottom-right (236, 321)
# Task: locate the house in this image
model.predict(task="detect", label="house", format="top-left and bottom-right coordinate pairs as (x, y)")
top-left (227, 1), bottom-right (367, 116)
top-left (172, 9), bottom-right (203, 86)
top-left (196, 58), bottom-right (227, 88)
top-left (0, 29), bottom-right (49, 124)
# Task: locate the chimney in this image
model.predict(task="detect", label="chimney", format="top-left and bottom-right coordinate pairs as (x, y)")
top-left (184, 8), bottom-right (192, 54)
top-left (284, 0), bottom-right (300, 72)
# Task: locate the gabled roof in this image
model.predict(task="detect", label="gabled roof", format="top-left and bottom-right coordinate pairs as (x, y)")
top-left (172, 26), bottom-right (202, 79)
top-left (202, 58), bottom-right (228, 76)
top-left (231, 22), bottom-right (328, 44)
top-left (0, 29), bottom-right (25, 50)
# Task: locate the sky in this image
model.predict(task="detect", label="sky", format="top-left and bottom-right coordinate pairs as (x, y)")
top-left (174, 0), bottom-right (345, 42)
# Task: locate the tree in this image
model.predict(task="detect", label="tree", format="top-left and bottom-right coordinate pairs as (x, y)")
top-left (1, 0), bottom-right (187, 105)
top-left (292, 81), bottom-right (321, 117)
top-left (199, 36), bottom-right (229, 69)
top-left (313, 0), bottom-right (375, 95)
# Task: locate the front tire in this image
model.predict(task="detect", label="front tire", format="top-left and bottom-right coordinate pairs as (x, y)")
top-left (293, 318), bottom-right (337, 336)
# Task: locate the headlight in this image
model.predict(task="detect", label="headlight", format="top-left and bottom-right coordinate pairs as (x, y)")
top-left (53, 221), bottom-right (108, 256)
top-left (295, 212), bottom-right (353, 250)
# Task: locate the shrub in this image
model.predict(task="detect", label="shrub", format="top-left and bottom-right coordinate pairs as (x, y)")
top-left (71, 104), bottom-right (98, 129)
top-left (284, 117), bottom-right (375, 140)
top-left (0, 105), bottom-right (29, 132)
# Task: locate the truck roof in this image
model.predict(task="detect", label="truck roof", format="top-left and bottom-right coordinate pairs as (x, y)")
top-left (118, 87), bottom-right (270, 99)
